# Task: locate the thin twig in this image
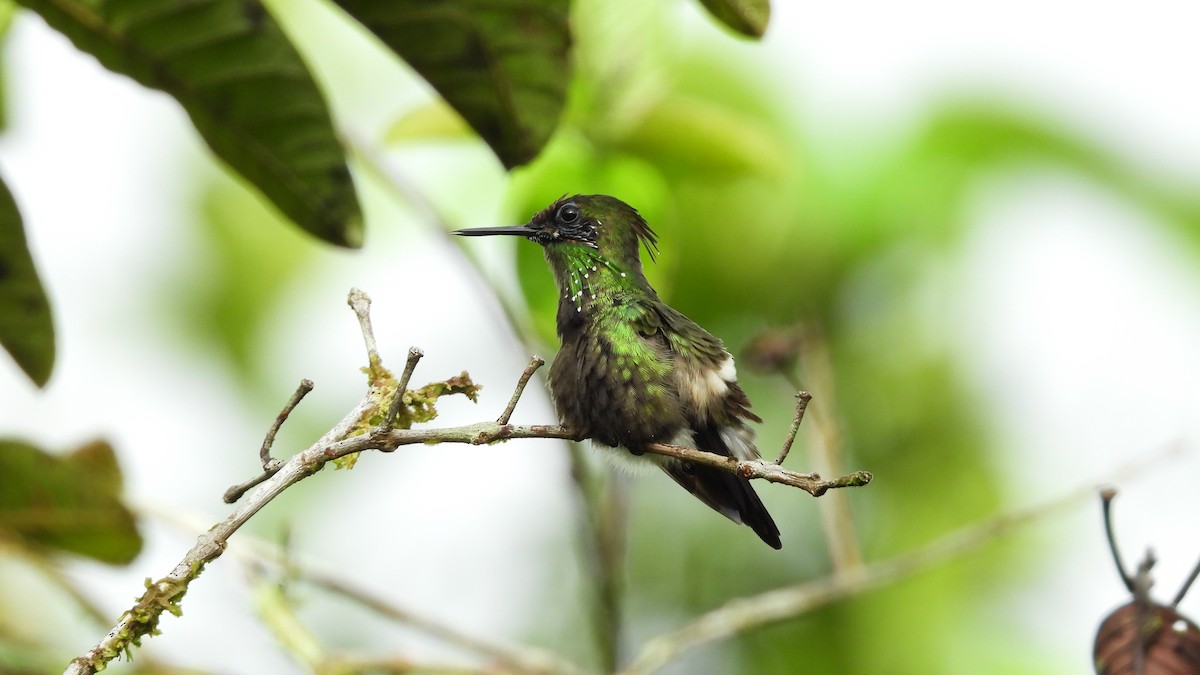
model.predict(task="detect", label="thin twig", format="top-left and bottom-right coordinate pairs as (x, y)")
top-left (619, 445), bottom-right (1180, 675)
top-left (223, 471), bottom-right (273, 504)
top-left (261, 379), bottom-right (314, 469)
top-left (384, 347), bottom-right (425, 430)
top-left (498, 356), bottom-right (545, 424)
top-left (773, 391), bottom-right (812, 465)
top-left (646, 442), bottom-right (871, 497)
top-left (348, 288), bottom-right (381, 371)
top-left (1172, 550), bottom-right (1200, 607)
top-left (1100, 487), bottom-right (1136, 594)
top-left (223, 378), bottom-right (315, 504)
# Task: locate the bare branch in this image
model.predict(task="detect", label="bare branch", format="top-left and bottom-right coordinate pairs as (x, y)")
top-left (384, 347), bottom-right (425, 429)
top-left (1173, 548), bottom-right (1200, 608)
top-left (222, 468), bottom-right (274, 505)
top-left (646, 442), bottom-right (871, 497)
top-left (262, 379), bottom-right (314, 469)
top-left (1100, 487), bottom-right (1136, 594)
top-left (223, 379), bottom-right (315, 504)
top-left (64, 287), bottom-right (865, 675)
top-left (772, 390), bottom-right (811, 465)
top-left (70, 413), bottom-right (851, 674)
top-left (69, 428), bottom-right (579, 669)
top-left (498, 356), bottom-right (545, 424)
top-left (348, 288), bottom-right (381, 369)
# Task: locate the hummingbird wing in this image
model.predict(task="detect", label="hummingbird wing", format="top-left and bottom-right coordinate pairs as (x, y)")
top-left (635, 303), bottom-right (782, 549)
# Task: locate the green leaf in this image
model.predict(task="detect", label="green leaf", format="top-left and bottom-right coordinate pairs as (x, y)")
top-left (695, 0), bottom-right (770, 38)
top-left (0, 175), bottom-right (54, 387)
top-left (333, 0), bottom-right (571, 168)
top-left (16, 0), bottom-right (363, 247)
top-left (0, 439), bottom-right (142, 565)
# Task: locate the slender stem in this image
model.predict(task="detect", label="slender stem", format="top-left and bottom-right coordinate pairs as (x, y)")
top-left (261, 379), bottom-right (314, 470)
top-left (223, 469), bottom-right (276, 504)
top-left (1100, 488), bottom-right (1136, 594)
top-left (347, 288), bottom-right (381, 370)
top-left (224, 378), bottom-right (315, 504)
top-left (646, 442), bottom-right (871, 497)
top-left (498, 356), bottom-right (545, 424)
top-left (773, 391), bottom-right (812, 465)
top-left (384, 347), bottom-right (424, 429)
top-left (1172, 550), bottom-right (1200, 607)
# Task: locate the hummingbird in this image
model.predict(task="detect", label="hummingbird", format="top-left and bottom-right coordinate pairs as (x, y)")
top-left (454, 195), bottom-right (781, 549)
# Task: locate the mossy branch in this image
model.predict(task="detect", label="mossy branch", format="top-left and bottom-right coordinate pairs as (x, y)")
top-left (62, 288), bottom-right (868, 675)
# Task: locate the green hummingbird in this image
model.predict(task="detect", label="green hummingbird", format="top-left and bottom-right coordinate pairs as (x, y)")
top-left (454, 194), bottom-right (781, 549)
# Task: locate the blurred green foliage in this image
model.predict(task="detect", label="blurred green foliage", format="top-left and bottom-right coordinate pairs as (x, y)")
top-left (0, 174), bottom-right (53, 387)
top-left (0, 439), bottom-right (141, 563)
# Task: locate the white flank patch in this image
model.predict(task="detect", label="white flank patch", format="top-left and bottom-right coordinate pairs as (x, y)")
top-left (717, 354), bottom-right (738, 382)
top-left (701, 368), bottom-right (729, 399)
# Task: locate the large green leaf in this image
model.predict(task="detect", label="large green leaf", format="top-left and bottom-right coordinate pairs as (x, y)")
top-left (16, 0), bottom-right (362, 247)
top-left (334, 0), bottom-right (570, 168)
top-left (696, 0), bottom-right (770, 38)
top-left (0, 175), bottom-right (53, 387)
top-left (0, 439), bottom-right (142, 565)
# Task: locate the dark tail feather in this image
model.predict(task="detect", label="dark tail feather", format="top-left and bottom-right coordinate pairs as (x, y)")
top-left (663, 461), bottom-right (782, 550)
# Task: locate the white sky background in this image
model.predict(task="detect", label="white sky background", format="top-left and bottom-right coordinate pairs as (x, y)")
top-left (3, 0), bottom-right (1200, 672)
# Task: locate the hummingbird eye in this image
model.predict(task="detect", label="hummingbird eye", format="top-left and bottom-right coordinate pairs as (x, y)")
top-left (557, 203), bottom-right (580, 224)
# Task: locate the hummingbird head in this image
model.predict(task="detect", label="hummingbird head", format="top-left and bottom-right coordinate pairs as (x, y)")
top-left (453, 194), bottom-right (659, 267)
